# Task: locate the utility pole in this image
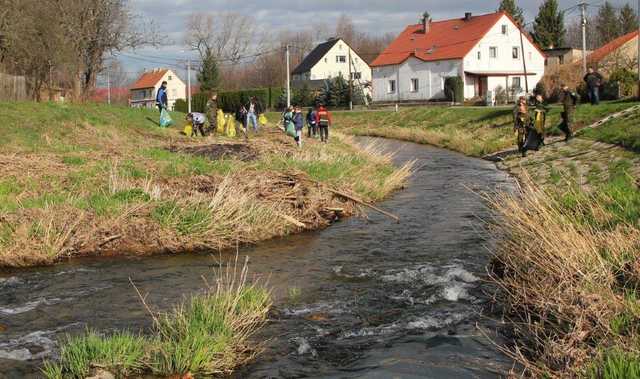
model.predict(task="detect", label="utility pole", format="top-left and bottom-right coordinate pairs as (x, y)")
top-left (187, 59), bottom-right (192, 113)
top-left (107, 70), bottom-right (111, 105)
top-left (348, 48), bottom-right (353, 110)
top-left (518, 27), bottom-right (529, 93)
top-left (580, 2), bottom-right (588, 75)
top-left (285, 45), bottom-right (291, 108)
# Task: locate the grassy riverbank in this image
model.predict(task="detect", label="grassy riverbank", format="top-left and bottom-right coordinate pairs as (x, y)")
top-left (325, 101), bottom-right (639, 376)
top-left (43, 260), bottom-right (271, 378)
top-left (489, 106), bottom-right (640, 377)
top-left (0, 102), bottom-right (411, 267)
top-left (331, 101), bottom-right (637, 157)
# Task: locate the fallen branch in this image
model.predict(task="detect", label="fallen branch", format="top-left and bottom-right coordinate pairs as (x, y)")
top-left (98, 234), bottom-right (122, 248)
top-left (327, 188), bottom-right (400, 223)
top-left (275, 212), bottom-right (306, 228)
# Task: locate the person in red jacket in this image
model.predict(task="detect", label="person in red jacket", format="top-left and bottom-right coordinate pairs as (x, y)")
top-left (315, 104), bottom-right (332, 143)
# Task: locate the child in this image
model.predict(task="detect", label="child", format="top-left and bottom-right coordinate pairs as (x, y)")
top-left (513, 96), bottom-right (529, 156)
top-left (532, 94), bottom-right (550, 144)
top-left (235, 105), bottom-right (248, 138)
top-left (186, 112), bottom-right (207, 137)
top-left (315, 104), bottom-right (332, 143)
top-left (306, 107), bottom-right (317, 138)
top-left (283, 106), bottom-right (295, 136)
top-left (293, 106), bottom-right (304, 147)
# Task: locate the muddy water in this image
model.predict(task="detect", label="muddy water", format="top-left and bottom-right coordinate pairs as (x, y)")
top-left (1, 138), bottom-right (515, 378)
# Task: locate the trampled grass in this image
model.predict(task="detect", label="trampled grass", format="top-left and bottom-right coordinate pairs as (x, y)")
top-left (43, 259), bottom-right (271, 378)
top-left (0, 102), bottom-right (409, 267)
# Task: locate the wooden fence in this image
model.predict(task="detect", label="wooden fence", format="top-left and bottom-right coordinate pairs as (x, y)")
top-left (0, 72), bottom-right (28, 101)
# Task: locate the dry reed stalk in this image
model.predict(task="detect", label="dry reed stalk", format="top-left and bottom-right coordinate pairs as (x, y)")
top-left (487, 172), bottom-right (640, 376)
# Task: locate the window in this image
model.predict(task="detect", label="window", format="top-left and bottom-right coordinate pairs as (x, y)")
top-left (477, 51), bottom-right (481, 60)
top-left (336, 55), bottom-right (346, 63)
top-left (410, 78), bottom-right (419, 92)
top-left (512, 47), bottom-right (519, 59)
top-left (351, 72), bottom-right (362, 80)
top-left (324, 57), bottom-right (328, 63)
top-left (388, 80), bottom-right (396, 93)
top-left (354, 57), bottom-right (359, 63)
top-left (501, 25), bottom-right (508, 35)
top-left (489, 47), bottom-right (498, 58)
top-left (512, 77), bottom-right (521, 89)
top-left (168, 75), bottom-right (172, 80)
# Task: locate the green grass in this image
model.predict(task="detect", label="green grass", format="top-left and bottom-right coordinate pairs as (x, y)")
top-left (44, 281), bottom-right (271, 378)
top-left (304, 100), bottom-right (640, 157)
top-left (587, 349), bottom-right (640, 379)
top-left (581, 108), bottom-right (640, 151)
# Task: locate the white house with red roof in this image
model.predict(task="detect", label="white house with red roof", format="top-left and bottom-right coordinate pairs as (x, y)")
top-left (371, 11), bottom-right (546, 103)
top-left (129, 68), bottom-right (186, 110)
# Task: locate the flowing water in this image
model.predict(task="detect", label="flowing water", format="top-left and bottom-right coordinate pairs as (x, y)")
top-left (0, 138), bottom-right (515, 378)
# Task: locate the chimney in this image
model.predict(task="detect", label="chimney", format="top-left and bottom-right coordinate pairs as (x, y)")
top-left (422, 12), bottom-right (432, 34)
top-left (464, 12), bottom-right (472, 21)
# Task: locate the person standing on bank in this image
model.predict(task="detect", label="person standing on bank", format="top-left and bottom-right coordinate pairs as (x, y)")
top-left (293, 106), bottom-right (304, 148)
top-left (583, 67), bottom-right (603, 105)
top-left (206, 93), bottom-right (218, 134)
top-left (315, 104), bottom-right (332, 143)
top-left (156, 81), bottom-right (168, 112)
top-left (306, 107), bottom-right (317, 138)
top-left (559, 84), bottom-right (578, 142)
top-left (245, 96), bottom-right (264, 133)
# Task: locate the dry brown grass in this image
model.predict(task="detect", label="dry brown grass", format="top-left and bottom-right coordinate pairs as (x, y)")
top-left (0, 117), bottom-right (410, 267)
top-left (488, 174), bottom-right (640, 377)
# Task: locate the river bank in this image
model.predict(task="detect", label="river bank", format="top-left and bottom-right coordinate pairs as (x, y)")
top-left (0, 102), bottom-right (411, 268)
top-left (0, 137), bottom-right (515, 378)
top-left (336, 102), bottom-right (640, 377)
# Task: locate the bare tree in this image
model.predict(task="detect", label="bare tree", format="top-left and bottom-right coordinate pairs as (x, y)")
top-left (185, 13), bottom-right (259, 63)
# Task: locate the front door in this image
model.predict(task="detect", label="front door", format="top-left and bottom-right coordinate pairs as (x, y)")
top-left (477, 76), bottom-right (488, 98)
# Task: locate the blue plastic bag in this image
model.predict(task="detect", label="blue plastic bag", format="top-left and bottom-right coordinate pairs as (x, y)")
top-left (159, 108), bottom-right (174, 128)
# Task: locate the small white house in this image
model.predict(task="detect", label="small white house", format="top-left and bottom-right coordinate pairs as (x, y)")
top-left (129, 68), bottom-right (186, 110)
top-left (371, 11), bottom-right (546, 103)
top-left (292, 38), bottom-right (372, 92)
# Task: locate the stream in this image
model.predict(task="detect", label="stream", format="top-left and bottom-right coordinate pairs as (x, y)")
top-left (1, 138), bottom-right (515, 378)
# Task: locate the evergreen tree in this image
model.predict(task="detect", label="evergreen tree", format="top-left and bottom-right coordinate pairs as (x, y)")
top-left (197, 49), bottom-right (220, 93)
top-left (532, 0), bottom-right (565, 49)
top-left (596, 2), bottom-right (621, 43)
top-left (499, 0), bottom-right (525, 26)
top-left (619, 3), bottom-right (639, 35)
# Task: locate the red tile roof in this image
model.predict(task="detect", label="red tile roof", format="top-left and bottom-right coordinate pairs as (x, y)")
top-left (588, 31), bottom-right (639, 64)
top-left (371, 12), bottom-right (539, 67)
top-left (130, 69), bottom-right (168, 90)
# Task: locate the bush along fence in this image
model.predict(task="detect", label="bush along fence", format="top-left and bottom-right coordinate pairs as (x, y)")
top-left (175, 87), bottom-right (285, 114)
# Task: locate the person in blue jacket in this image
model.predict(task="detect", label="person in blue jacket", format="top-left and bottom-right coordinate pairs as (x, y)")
top-left (156, 81), bottom-right (168, 112)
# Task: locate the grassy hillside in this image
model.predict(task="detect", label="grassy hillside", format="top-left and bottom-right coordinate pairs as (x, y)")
top-left (0, 102), bottom-right (411, 267)
top-left (580, 106), bottom-right (640, 151)
top-left (329, 101), bottom-right (638, 156)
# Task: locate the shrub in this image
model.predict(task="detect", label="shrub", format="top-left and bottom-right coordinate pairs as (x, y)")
top-left (608, 68), bottom-right (637, 98)
top-left (494, 85), bottom-right (508, 105)
top-left (218, 88), bottom-right (283, 112)
top-left (173, 93), bottom-right (208, 113)
top-left (444, 76), bottom-right (464, 103)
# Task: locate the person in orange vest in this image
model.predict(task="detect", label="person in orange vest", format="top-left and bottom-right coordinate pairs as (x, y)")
top-left (315, 104), bottom-right (332, 143)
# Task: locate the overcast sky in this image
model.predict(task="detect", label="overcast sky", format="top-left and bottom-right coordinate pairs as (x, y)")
top-left (109, 0), bottom-right (637, 85)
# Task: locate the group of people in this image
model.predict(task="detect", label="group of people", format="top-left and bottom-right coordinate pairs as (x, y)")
top-left (181, 94), bottom-right (265, 138)
top-left (282, 104), bottom-right (332, 147)
top-left (513, 84), bottom-right (578, 157)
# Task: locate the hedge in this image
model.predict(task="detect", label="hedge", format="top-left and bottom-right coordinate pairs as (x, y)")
top-left (218, 87), bottom-right (283, 112)
top-left (444, 76), bottom-right (464, 104)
